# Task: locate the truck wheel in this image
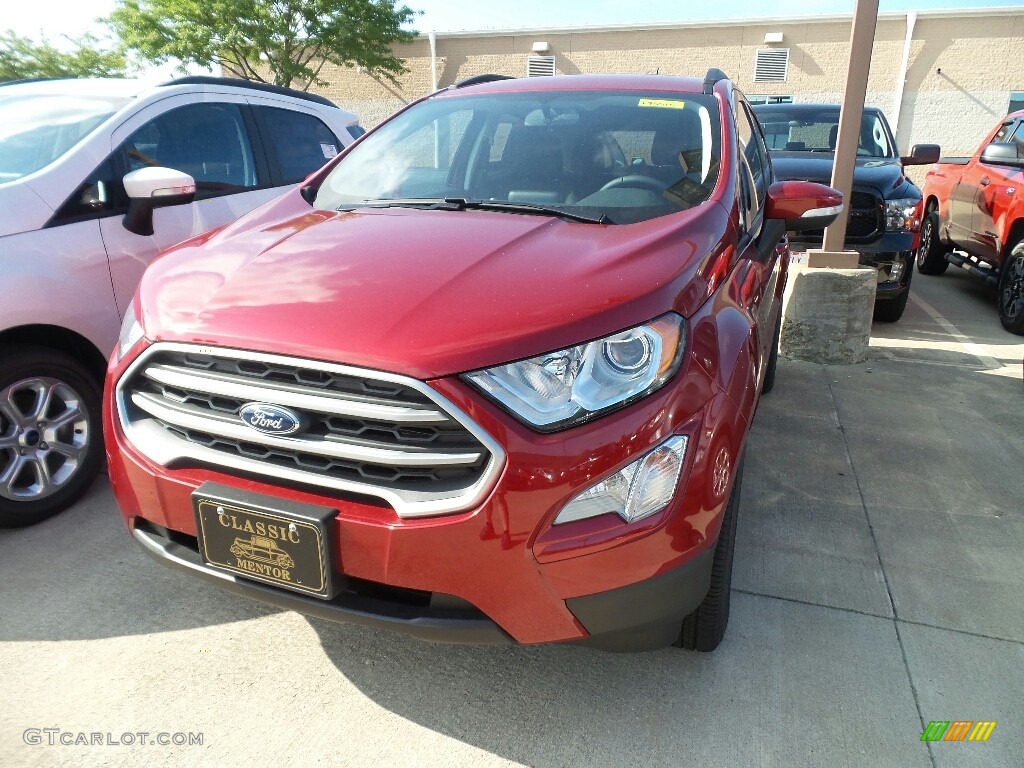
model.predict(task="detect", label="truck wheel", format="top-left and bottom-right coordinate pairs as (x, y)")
top-left (675, 452), bottom-right (744, 652)
top-left (998, 242), bottom-right (1024, 335)
top-left (915, 211), bottom-right (950, 275)
top-left (873, 289), bottom-right (910, 322)
top-left (0, 346), bottom-right (103, 528)
top-left (761, 308), bottom-right (782, 394)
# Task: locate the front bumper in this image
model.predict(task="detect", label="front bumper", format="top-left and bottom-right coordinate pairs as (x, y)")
top-left (105, 337), bottom-right (746, 650)
top-left (791, 231), bottom-right (914, 299)
top-left (132, 520), bottom-right (715, 650)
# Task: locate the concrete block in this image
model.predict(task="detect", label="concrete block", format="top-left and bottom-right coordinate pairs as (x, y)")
top-left (780, 265), bottom-right (876, 364)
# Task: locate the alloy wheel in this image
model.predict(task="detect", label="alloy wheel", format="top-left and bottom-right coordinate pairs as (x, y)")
top-left (1002, 256), bottom-right (1024, 321)
top-left (916, 218), bottom-right (933, 268)
top-left (0, 377), bottom-right (90, 501)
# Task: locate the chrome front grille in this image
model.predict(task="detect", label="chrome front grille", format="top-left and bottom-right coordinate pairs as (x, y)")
top-left (115, 344), bottom-right (505, 518)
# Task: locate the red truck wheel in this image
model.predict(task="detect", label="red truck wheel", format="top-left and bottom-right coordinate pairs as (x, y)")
top-left (916, 212), bottom-right (950, 276)
top-left (998, 243), bottom-right (1024, 335)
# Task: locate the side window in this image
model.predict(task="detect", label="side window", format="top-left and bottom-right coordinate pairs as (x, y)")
top-left (122, 103), bottom-right (258, 198)
top-left (50, 158), bottom-right (125, 225)
top-left (1006, 122), bottom-right (1024, 158)
top-left (991, 122), bottom-right (1015, 144)
top-left (256, 107), bottom-right (343, 185)
top-left (737, 102), bottom-right (768, 212)
top-left (734, 103), bottom-right (761, 236)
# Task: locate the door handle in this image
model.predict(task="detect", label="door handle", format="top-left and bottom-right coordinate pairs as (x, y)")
top-left (980, 177), bottom-right (991, 186)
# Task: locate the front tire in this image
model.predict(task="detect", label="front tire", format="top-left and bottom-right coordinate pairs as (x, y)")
top-left (675, 452), bottom-right (744, 652)
top-left (998, 242), bottom-right (1024, 335)
top-left (0, 346), bottom-right (103, 528)
top-left (761, 308), bottom-right (782, 394)
top-left (915, 211), bottom-right (950, 276)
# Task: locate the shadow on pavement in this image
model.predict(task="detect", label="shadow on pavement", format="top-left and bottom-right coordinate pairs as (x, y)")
top-left (0, 477), bottom-right (279, 642)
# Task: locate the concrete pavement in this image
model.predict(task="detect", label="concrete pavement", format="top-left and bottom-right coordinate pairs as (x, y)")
top-left (1, 265), bottom-right (1021, 767)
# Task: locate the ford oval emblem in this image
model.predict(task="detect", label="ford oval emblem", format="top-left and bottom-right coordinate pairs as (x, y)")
top-left (238, 403), bottom-right (303, 436)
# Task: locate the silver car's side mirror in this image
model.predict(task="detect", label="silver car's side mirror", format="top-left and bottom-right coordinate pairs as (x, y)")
top-left (122, 167), bottom-right (196, 236)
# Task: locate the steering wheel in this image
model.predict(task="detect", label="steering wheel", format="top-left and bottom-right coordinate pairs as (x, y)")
top-left (599, 175), bottom-right (666, 193)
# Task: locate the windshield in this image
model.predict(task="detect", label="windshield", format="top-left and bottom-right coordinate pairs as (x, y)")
top-left (314, 90), bottom-right (722, 225)
top-left (756, 108), bottom-right (894, 158)
top-left (0, 94), bottom-right (128, 183)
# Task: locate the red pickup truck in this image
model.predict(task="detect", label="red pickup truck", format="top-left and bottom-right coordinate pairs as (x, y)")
top-left (105, 71), bottom-right (841, 652)
top-left (917, 110), bottom-right (1024, 333)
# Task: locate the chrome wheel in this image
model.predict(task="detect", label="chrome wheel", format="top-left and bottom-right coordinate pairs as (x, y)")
top-left (0, 376), bottom-right (90, 502)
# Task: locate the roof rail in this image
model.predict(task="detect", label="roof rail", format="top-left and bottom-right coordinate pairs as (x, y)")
top-left (0, 77), bottom-right (61, 87)
top-left (451, 74), bottom-right (515, 89)
top-left (157, 76), bottom-right (337, 107)
top-left (703, 68), bottom-right (729, 95)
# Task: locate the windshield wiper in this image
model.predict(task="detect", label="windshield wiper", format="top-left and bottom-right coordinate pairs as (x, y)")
top-left (443, 198), bottom-right (612, 225)
top-left (340, 197), bottom-right (611, 224)
top-left (339, 198), bottom-right (456, 210)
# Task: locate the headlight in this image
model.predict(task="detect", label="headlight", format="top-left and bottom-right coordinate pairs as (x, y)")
top-left (116, 303), bottom-right (144, 361)
top-left (463, 314), bottom-right (685, 431)
top-left (884, 198), bottom-right (922, 233)
top-left (555, 435), bottom-right (688, 525)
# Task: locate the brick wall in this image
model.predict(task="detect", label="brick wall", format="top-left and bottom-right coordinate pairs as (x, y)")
top-left (311, 9), bottom-right (1024, 158)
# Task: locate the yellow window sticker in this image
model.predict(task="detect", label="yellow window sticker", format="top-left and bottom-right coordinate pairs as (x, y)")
top-left (638, 98), bottom-right (686, 109)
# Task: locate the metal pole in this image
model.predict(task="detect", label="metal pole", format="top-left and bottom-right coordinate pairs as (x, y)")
top-left (822, 0), bottom-right (880, 252)
top-left (890, 11), bottom-right (917, 142)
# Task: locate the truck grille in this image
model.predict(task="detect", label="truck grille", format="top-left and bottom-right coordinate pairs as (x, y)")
top-left (792, 188), bottom-right (883, 244)
top-left (115, 344), bottom-right (504, 518)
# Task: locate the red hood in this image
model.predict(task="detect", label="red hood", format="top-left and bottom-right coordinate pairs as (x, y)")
top-left (139, 193), bottom-right (728, 379)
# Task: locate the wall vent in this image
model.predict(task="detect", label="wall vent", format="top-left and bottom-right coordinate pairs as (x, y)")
top-left (527, 56), bottom-right (556, 77)
top-left (754, 48), bottom-right (790, 82)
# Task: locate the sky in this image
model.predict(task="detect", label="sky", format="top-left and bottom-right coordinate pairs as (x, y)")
top-left (6, 0), bottom-right (1023, 41)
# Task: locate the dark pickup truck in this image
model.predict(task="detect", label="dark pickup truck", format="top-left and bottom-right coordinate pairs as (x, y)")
top-left (753, 103), bottom-right (939, 322)
top-left (917, 110), bottom-right (1024, 334)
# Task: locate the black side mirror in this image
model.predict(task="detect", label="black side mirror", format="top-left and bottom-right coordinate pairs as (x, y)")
top-left (980, 142), bottom-right (1024, 168)
top-left (901, 143), bottom-right (941, 166)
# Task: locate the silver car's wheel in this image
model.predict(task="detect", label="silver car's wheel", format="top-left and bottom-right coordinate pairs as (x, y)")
top-left (0, 346), bottom-right (103, 528)
top-left (0, 377), bottom-right (90, 501)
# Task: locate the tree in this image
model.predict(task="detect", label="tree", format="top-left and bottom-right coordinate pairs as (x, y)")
top-left (107, 0), bottom-right (417, 90)
top-left (0, 30), bottom-right (127, 82)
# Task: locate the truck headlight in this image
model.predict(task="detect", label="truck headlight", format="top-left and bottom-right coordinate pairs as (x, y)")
top-left (884, 198), bottom-right (922, 233)
top-left (463, 314), bottom-right (685, 431)
top-left (116, 303), bottom-right (144, 362)
top-left (555, 435), bottom-right (688, 525)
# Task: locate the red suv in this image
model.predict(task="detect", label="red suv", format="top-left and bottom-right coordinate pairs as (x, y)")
top-left (105, 71), bottom-right (840, 651)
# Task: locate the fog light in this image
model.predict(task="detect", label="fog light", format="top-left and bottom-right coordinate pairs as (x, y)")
top-left (889, 260), bottom-right (905, 282)
top-left (554, 436), bottom-right (688, 525)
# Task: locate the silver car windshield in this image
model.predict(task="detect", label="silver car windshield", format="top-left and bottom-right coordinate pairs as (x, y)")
top-left (315, 90), bottom-right (723, 225)
top-left (0, 94), bottom-right (128, 183)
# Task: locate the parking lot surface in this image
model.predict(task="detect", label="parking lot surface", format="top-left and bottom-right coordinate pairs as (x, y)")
top-left (2, 267), bottom-right (1021, 767)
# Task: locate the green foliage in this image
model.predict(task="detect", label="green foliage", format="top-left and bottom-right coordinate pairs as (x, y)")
top-left (107, 0), bottom-right (417, 90)
top-left (0, 30), bottom-right (127, 82)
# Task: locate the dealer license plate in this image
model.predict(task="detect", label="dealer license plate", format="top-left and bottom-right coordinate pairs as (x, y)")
top-left (192, 483), bottom-right (338, 599)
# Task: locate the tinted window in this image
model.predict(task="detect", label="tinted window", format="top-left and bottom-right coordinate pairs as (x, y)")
top-left (257, 107), bottom-right (342, 184)
top-left (50, 158), bottom-right (125, 224)
top-left (991, 122), bottom-right (1015, 144)
top-left (123, 103), bottom-right (258, 197)
top-left (1009, 122), bottom-right (1024, 158)
top-left (314, 90), bottom-right (723, 225)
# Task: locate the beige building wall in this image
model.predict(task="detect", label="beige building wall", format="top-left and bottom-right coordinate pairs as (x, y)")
top-left (313, 8), bottom-right (1024, 158)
